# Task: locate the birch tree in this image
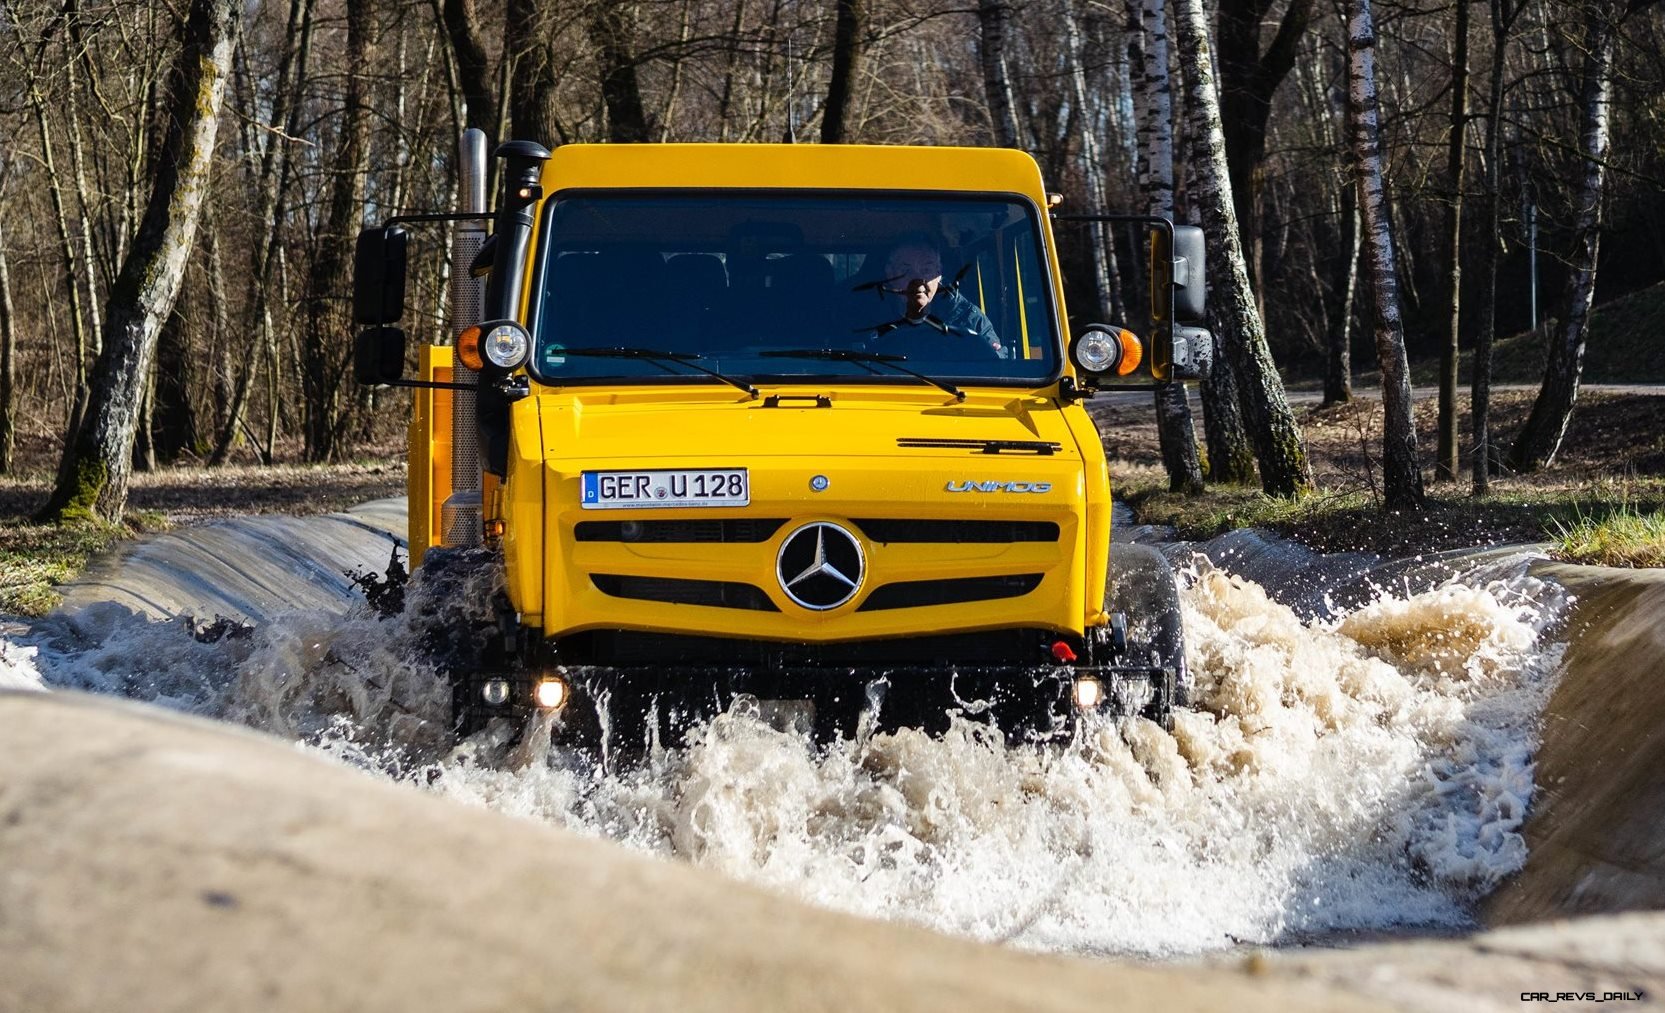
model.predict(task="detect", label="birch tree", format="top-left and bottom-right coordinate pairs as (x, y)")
top-left (0, 164), bottom-right (15, 474)
top-left (1346, 0), bottom-right (1424, 508)
top-left (40, 0), bottom-right (241, 522)
top-left (978, 0), bottom-right (1022, 147)
top-left (1175, 24), bottom-right (1257, 486)
top-left (1173, 0), bottom-right (1312, 498)
top-left (1134, 0), bottom-right (1203, 494)
top-left (1507, 2), bottom-right (1619, 471)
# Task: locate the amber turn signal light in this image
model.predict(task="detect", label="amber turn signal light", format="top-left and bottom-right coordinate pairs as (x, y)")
top-left (457, 325), bottom-right (484, 371)
top-left (1113, 329), bottom-right (1143, 376)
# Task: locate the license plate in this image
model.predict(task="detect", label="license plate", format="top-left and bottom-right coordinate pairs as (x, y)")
top-left (581, 468), bottom-right (749, 509)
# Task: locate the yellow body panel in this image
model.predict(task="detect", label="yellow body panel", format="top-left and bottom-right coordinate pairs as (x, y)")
top-left (421, 144), bottom-right (1117, 646)
top-left (507, 385), bottom-right (1100, 641)
top-left (408, 345), bottom-right (454, 567)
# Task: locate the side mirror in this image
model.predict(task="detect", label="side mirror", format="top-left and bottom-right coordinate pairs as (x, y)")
top-left (1147, 224), bottom-right (1210, 381)
top-left (354, 326), bottom-right (407, 385)
top-left (1170, 225), bottom-right (1206, 324)
top-left (1168, 324), bottom-right (1213, 381)
top-left (354, 226), bottom-right (408, 325)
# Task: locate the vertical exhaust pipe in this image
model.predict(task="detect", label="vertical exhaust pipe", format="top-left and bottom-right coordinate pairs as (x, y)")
top-left (442, 128), bottom-right (487, 547)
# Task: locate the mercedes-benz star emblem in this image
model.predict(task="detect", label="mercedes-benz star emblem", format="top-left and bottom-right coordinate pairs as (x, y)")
top-left (776, 522), bottom-right (864, 610)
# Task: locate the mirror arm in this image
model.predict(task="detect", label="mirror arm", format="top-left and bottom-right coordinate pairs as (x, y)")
top-left (381, 211), bottom-right (494, 227)
top-left (375, 378), bottom-right (479, 392)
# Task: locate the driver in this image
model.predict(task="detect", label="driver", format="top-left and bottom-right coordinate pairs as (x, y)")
top-left (872, 235), bottom-right (1004, 356)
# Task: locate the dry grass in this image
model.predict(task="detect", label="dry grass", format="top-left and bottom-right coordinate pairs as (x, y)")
top-left (1092, 387), bottom-right (1665, 561)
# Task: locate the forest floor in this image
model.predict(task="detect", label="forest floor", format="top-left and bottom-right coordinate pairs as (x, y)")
top-left (1098, 386), bottom-right (1665, 560)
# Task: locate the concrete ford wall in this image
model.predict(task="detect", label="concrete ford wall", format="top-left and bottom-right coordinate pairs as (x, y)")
top-left (1484, 563), bottom-right (1665, 925)
top-left (0, 690), bottom-right (1380, 1013)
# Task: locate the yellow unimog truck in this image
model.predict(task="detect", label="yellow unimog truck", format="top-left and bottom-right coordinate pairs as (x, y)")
top-left (352, 136), bottom-right (1212, 749)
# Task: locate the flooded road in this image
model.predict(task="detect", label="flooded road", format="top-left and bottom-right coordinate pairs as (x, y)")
top-left (0, 501), bottom-right (1572, 958)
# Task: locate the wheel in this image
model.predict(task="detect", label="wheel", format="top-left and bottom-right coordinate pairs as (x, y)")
top-left (1102, 542), bottom-right (1189, 727)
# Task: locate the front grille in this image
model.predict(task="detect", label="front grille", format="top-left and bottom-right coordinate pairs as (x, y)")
top-left (563, 628), bottom-right (1046, 666)
top-left (590, 574), bottom-right (779, 611)
top-left (857, 573), bottom-right (1043, 611)
top-left (852, 519), bottom-right (1060, 543)
top-left (575, 519), bottom-right (785, 543)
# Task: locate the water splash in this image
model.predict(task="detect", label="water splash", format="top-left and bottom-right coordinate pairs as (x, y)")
top-left (2, 551), bottom-right (1568, 957)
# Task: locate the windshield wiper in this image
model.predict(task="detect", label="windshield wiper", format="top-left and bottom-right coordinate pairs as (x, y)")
top-left (759, 348), bottom-right (964, 402)
top-left (561, 347), bottom-right (758, 399)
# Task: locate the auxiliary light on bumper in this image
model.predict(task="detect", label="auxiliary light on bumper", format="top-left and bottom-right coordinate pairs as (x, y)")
top-left (1071, 676), bottom-right (1105, 710)
top-left (535, 676), bottom-right (570, 710)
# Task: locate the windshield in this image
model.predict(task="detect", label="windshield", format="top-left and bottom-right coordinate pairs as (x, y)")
top-left (527, 192), bottom-right (1060, 388)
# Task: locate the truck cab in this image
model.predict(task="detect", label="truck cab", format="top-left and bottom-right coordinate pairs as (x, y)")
top-left (356, 140), bottom-right (1208, 750)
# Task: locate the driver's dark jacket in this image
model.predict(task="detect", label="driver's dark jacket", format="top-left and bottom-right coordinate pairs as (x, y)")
top-left (879, 289), bottom-right (1003, 355)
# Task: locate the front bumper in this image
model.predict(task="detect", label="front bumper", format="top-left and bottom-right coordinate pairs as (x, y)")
top-left (453, 660), bottom-right (1176, 747)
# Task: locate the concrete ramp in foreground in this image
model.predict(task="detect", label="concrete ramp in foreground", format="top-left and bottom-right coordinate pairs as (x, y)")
top-left (0, 690), bottom-right (1382, 1013)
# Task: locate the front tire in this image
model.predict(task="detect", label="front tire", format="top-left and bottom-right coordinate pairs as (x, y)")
top-left (1102, 542), bottom-right (1189, 727)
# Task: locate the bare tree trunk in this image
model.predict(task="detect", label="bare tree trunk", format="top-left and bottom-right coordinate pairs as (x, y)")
top-left (1217, 0), bottom-right (1313, 316)
top-left (152, 278), bottom-right (200, 463)
top-left (716, 0), bottom-right (750, 141)
top-left (1173, 0), bottom-right (1312, 498)
top-left (1472, 0), bottom-right (1519, 496)
top-left (1437, 0), bottom-right (1470, 481)
top-left (1136, 0), bottom-right (1203, 494)
top-left (821, 0), bottom-right (868, 142)
top-left (590, 0), bottom-right (651, 142)
top-left (301, 0), bottom-right (379, 462)
top-left (509, 0), bottom-right (564, 147)
top-left (1172, 4), bottom-right (1256, 486)
top-left (1507, 3), bottom-right (1616, 472)
top-left (1324, 184), bottom-right (1359, 406)
top-left (977, 0), bottom-right (1022, 148)
top-left (658, 3), bottom-right (693, 141)
top-left (40, 0), bottom-right (241, 523)
top-left (440, 0), bottom-right (497, 144)
top-left (1347, 0), bottom-right (1423, 509)
top-left (0, 180), bottom-right (15, 474)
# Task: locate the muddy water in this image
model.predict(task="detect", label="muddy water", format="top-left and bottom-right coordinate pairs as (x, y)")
top-left (0, 505), bottom-right (1572, 959)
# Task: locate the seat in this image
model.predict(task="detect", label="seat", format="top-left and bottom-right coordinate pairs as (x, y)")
top-left (663, 254), bottom-right (728, 352)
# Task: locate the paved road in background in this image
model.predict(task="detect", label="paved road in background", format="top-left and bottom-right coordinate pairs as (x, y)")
top-left (1094, 382), bottom-right (1665, 410)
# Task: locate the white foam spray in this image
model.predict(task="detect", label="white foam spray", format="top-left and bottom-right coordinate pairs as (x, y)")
top-left (4, 552), bottom-right (1568, 957)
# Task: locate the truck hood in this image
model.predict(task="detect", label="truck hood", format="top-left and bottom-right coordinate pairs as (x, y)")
top-left (529, 389), bottom-right (1083, 463)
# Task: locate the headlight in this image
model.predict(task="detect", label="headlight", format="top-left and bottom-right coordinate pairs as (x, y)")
top-left (481, 320), bottom-right (531, 370)
top-left (1074, 330), bottom-right (1119, 373)
top-left (1071, 326), bottom-right (1143, 377)
top-left (481, 678), bottom-right (511, 706)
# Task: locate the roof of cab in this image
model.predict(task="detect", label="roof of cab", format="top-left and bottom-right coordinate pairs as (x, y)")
top-left (540, 144), bottom-right (1048, 199)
